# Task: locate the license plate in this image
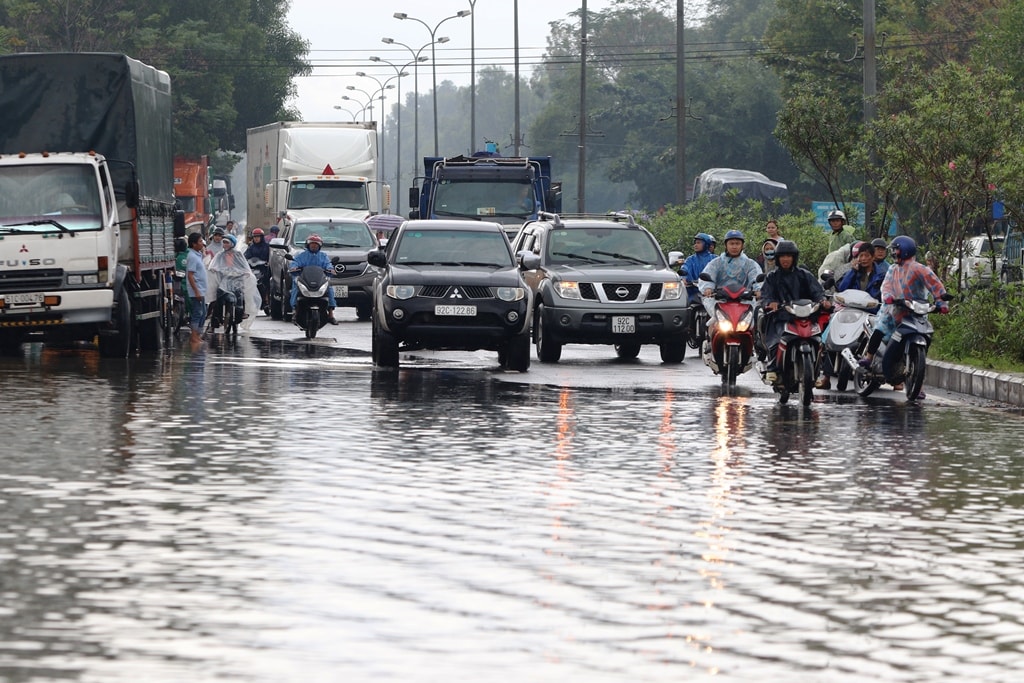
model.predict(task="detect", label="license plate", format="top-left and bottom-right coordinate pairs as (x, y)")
top-left (332, 285), bottom-right (348, 298)
top-left (435, 305), bottom-right (477, 317)
top-left (612, 315), bottom-right (636, 334)
top-left (4, 292), bottom-right (45, 305)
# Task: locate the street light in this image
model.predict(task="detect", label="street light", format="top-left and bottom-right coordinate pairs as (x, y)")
top-left (341, 94), bottom-right (370, 121)
top-left (393, 10), bottom-right (471, 155)
top-left (346, 85), bottom-right (375, 121)
top-left (332, 105), bottom-right (359, 122)
top-left (371, 55), bottom-right (423, 214)
top-left (355, 77), bottom-right (396, 213)
top-left (381, 37), bottom-right (441, 184)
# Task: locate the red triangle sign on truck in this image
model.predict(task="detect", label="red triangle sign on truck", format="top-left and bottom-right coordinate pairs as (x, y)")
top-left (322, 164), bottom-right (334, 175)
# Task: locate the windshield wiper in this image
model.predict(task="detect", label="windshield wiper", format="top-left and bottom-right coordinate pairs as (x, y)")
top-left (552, 251), bottom-right (606, 264)
top-left (592, 250), bottom-right (648, 265)
top-left (455, 261), bottom-right (504, 267)
top-left (324, 243), bottom-right (363, 248)
top-left (2, 219), bottom-right (72, 234)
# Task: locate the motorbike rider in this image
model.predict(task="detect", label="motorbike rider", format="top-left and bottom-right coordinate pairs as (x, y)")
top-left (858, 236), bottom-right (949, 398)
top-left (207, 233), bottom-right (260, 332)
top-left (681, 233), bottom-right (715, 304)
top-left (837, 241), bottom-right (885, 302)
top-left (759, 240), bottom-right (830, 382)
top-left (699, 230), bottom-right (763, 318)
top-left (871, 237), bottom-right (890, 276)
top-left (244, 228), bottom-right (270, 262)
top-left (827, 209), bottom-right (856, 253)
top-left (289, 233), bottom-right (338, 324)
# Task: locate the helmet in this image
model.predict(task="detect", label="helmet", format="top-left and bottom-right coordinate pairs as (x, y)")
top-left (889, 235), bottom-right (917, 263)
top-left (270, 225), bottom-right (280, 234)
top-left (222, 233), bottom-right (237, 248)
top-left (827, 209), bottom-right (846, 222)
top-left (851, 241), bottom-right (869, 258)
top-left (252, 228), bottom-right (265, 237)
top-left (693, 232), bottom-right (712, 248)
top-left (723, 229), bottom-right (745, 244)
top-left (774, 239), bottom-right (799, 259)
top-left (212, 226), bottom-right (226, 237)
top-left (870, 237), bottom-right (888, 249)
top-left (306, 234), bottom-right (324, 248)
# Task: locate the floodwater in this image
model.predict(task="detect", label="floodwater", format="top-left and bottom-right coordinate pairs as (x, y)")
top-left (1, 339), bottom-right (1023, 682)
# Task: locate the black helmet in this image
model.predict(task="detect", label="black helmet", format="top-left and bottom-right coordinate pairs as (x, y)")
top-left (774, 240), bottom-right (799, 266)
top-left (870, 238), bottom-right (888, 249)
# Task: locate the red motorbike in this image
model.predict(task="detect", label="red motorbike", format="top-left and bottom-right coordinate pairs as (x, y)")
top-left (758, 299), bottom-right (824, 406)
top-left (699, 273), bottom-right (759, 386)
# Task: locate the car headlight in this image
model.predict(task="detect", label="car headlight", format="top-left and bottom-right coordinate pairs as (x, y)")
top-left (554, 281), bottom-right (581, 299)
top-left (495, 286), bottom-right (526, 302)
top-left (386, 284), bottom-right (416, 300)
top-left (662, 280), bottom-right (682, 300)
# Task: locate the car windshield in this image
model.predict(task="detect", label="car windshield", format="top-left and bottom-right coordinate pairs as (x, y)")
top-left (547, 227), bottom-right (662, 266)
top-left (293, 222), bottom-right (375, 248)
top-left (971, 239), bottom-right (1001, 256)
top-left (394, 229), bottom-right (513, 267)
top-left (0, 164), bottom-right (102, 233)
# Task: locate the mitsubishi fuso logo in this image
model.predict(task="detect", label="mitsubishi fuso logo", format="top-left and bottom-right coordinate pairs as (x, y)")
top-left (19, 245), bottom-right (28, 253)
top-left (449, 287), bottom-right (464, 299)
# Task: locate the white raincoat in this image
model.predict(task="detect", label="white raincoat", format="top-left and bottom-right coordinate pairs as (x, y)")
top-left (206, 244), bottom-right (261, 332)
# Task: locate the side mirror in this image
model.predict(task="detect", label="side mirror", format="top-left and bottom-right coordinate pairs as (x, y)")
top-left (519, 251), bottom-right (541, 270)
top-left (408, 187), bottom-right (419, 209)
top-left (173, 210), bottom-right (186, 238)
top-left (667, 250), bottom-right (684, 266)
top-left (699, 272), bottom-right (713, 282)
top-left (283, 253), bottom-right (294, 261)
top-left (941, 292), bottom-right (954, 301)
top-left (368, 249), bottom-right (387, 268)
top-left (124, 180), bottom-right (140, 209)
top-left (755, 273), bottom-right (765, 283)
top-left (330, 256), bottom-right (341, 265)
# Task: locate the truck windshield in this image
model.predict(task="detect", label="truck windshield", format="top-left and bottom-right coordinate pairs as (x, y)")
top-left (0, 164), bottom-right (102, 231)
top-left (287, 180), bottom-right (368, 211)
top-left (431, 180), bottom-right (536, 225)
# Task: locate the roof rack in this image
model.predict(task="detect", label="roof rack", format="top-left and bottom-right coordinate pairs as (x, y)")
top-left (537, 211), bottom-right (640, 228)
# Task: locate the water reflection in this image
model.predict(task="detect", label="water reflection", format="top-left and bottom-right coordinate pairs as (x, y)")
top-left (0, 342), bottom-right (1023, 681)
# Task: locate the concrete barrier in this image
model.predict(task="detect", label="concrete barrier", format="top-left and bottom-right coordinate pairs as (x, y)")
top-left (926, 359), bottom-right (1024, 406)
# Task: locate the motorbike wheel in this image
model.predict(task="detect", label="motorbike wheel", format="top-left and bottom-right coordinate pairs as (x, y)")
top-left (905, 344), bottom-right (927, 400)
top-left (836, 362), bottom-right (852, 392)
top-left (659, 334), bottom-right (686, 363)
top-left (372, 317), bottom-right (399, 367)
top-left (615, 342), bottom-right (642, 360)
top-left (172, 296), bottom-right (187, 335)
top-left (226, 302), bottom-right (238, 340)
top-left (854, 367), bottom-right (880, 398)
top-left (305, 310), bottom-right (318, 340)
top-left (723, 345), bottom-right (740, 385)
top-left (799, 351), bottom-right (815, 406)
top-left (535, 305), bottom-right (562, 363)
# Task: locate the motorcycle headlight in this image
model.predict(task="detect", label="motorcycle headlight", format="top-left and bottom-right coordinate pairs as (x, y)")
top-left (495, 286), bottom-right (526, 302)
top-left (554, 281), bottom-right (582, 299)
top-left (662, 281), bottom-right (682, 300)
top-left (736, 310), bottom-right (754, 332)
top-left (386, 284), bottom-right (416, 300)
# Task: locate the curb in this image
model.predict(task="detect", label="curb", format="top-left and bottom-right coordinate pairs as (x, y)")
top-left (926, 359), bottom-right (1024, 407)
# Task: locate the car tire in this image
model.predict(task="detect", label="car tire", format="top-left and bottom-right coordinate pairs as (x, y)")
top-left (372, 317), bottom-right (399, 367)
top-left (505, 332), bottom-right (531, 372)
top-left (270, 277), bottom-right (284, 320)
top-left (614, 343), bottom-right (641, 360)
top-left (659, 334), bottom-right (686, 363)
top-left (356, 303), bottom-right (372, 321)
top-left (535, 305), bottom-right (562, 363)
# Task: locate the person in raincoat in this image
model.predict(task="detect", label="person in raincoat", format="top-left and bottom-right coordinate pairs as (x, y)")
top-left (206, 233), bottom-right (261, 333)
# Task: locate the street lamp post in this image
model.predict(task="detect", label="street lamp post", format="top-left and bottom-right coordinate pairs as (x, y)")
top-left (355, 77), bottom-right (395, 213)
top-left (381, 37), bottom-right (442, 189)
top-left (370, 55), bottom-right (423, 215)
top-left (468, 1), bottom-right (477, 153)
top-left (340, 96), bottom-right (371, 121)
top-left (332, 105), bottom-right (359, 122)
top-left (346, 86), bottom-right (375, 121)
top-left (393, 10), bottom-right (471, 156)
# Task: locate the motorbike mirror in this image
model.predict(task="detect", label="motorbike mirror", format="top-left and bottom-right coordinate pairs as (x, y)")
top-left (941, 293), bottom-right (954, 301)
top-left (330, 256), bottom-right (341, 264)
top-left (755, 273), bottom-right (765, 283)
top-left (699, 272), bottom-right (713, 282)
top-left (284, 253), bottom-right (294, 261)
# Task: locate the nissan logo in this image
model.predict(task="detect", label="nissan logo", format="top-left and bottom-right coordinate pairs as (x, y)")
top-left (615, 286), bottom-right (629, 298)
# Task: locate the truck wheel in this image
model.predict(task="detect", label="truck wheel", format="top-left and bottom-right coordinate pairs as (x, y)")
top-left (98, 286), bottom-right (134, 358)
top-left (505, 333), bottom-right (531, 372)
top-left (138, 282), bottom-right (164, 353)
top-left (535, 305), bottom-right (561, 363)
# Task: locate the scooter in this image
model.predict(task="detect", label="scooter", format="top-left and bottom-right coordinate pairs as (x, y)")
top-left (821, 288), bottom-right (878, 391)
top-left (847, 296), bottom-right (951, 401)
top-left (286, 255), bottom-right (337, 339)
top-left (699, 272), bottom-right (759, 386)
top-left (208, 273), bottom-right (247, 340)
top-left (756, 299), bottom-right (824, 406)
top-left (248, 257), bottom-right (270, 314)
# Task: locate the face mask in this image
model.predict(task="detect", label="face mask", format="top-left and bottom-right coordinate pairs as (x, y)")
top-left (763, 250), bottom-right (775, 260)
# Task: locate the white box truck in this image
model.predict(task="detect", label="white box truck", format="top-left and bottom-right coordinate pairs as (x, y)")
top-left (246, 122), bottom-right (389, 233)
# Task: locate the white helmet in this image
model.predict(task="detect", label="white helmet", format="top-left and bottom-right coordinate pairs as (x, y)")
top-left (827, 209), bottom-right (846, 222)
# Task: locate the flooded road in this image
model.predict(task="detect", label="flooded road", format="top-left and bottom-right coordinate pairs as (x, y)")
top-left (2, 337), bottom-right (1024, 682)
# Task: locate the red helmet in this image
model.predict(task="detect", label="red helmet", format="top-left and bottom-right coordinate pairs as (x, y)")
top-left (252, 228), bottom-right (265, 237)
top-left (306, 234), bottom-right (323, 248)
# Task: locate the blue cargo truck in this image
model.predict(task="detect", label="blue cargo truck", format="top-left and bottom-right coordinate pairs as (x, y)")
top-left (409, 149), bottom-right (561, 236)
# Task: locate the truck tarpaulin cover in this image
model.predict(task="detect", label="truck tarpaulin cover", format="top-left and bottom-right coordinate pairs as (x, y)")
top-left (694, 168), bottom-right (789, 209)
top-left (279, 126), bottom-right (376, 178)
top-left (0, 52), bottom-right (173, 203)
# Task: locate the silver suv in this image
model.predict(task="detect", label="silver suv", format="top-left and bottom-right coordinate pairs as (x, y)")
top-left (511, 212), bottom-right (687, 363)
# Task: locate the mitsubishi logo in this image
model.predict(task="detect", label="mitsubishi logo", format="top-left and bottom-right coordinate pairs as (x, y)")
top-left (19, 245), bottom-right (28, 253)
top-left (615, 286), bottom-right (629, 298)
top-left (449, 287), bottom-right (464, 299)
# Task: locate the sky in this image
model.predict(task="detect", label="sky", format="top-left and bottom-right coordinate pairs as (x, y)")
top-left (285, 0), bottom-right (619, 122)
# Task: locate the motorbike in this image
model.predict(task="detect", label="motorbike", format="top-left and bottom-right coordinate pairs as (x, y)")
top-left (684, 288), bottom-right (709, 353)
top-left (756, 299), bottom-right (824, 406)
top-left (286, 255), bottom-right (338, 339)
top-left (248, 257), bottom-right (270, 315)
top-left (821, 288), bottom-right (878, 391)
top-left (207, 273), bottom-right (247, 340)
top-left (847, 295), bottom-right (952, 401)
top-left (698, 272), bottom-right (759, 386)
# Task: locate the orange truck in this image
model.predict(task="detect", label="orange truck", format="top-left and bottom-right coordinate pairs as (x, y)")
top-left (173, 155), bottom-right (211, 235)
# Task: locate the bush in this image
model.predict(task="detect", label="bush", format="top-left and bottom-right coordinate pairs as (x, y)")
top-left (931, 282), bottom-right (1024, 369)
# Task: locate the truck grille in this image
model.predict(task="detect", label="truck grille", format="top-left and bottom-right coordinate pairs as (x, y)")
top-left (0, 268), bottom-right (64, 293)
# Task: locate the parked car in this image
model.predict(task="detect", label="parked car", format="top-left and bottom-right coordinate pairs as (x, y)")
top-left (268, 217), bottom-right (379, 320)
top-left (367, 220), bottom-right (534, 371)
top-left (951, 234), bottom-right (1005, 287)
top-left (511, 212), bottom-right (687, 363)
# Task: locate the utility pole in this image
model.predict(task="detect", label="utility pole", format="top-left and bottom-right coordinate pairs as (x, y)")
top-left (863, 0), bottom-right (877, 235)
top-left (675, 0), bottom-right (686, 205)
top-left (514, 0), bottom-right (521, 156)
top-left (577, 0), bottom-right (588, 213)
